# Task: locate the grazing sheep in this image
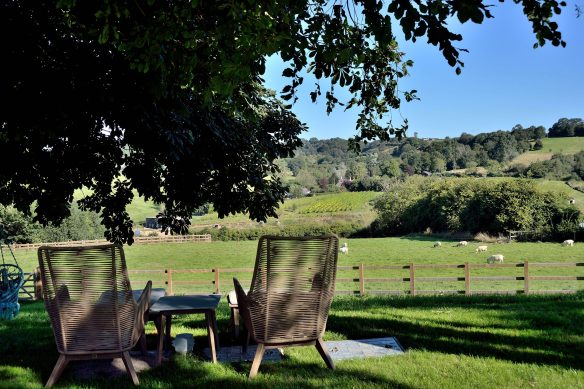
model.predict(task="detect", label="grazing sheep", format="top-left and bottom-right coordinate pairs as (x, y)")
top-left (433, 241), bottom-right (442, 248)
top-left (562, 239), bottom-right (575, 247)
top-left (340, 243), bottom-right (349, 254)
top-left (456, 241), bottom-right (468, 247)
top-left (475, 245), bottom-right (488, 253)
top-left (486, 254), bottom-right (504, 264)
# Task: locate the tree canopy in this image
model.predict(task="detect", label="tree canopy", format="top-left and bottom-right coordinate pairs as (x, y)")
top-left (0, 0), bottom-right (567, 243)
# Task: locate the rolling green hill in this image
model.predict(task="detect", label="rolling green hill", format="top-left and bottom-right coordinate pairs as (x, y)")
top-left (512, 137), bottom-right (584, 166)
top-left (119, 180), bottom-right (584, 227)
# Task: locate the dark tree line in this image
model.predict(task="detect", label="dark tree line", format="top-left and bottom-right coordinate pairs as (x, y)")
top-left (281, 118), bottom-right (584, 195)
top-left (548, 118), bottom-right (584, 137)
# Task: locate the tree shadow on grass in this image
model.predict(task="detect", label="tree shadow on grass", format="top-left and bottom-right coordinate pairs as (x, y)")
top-left (4, 295), bottom-right (583, 387)
top-left (328, 293), bottom-right (584, 370)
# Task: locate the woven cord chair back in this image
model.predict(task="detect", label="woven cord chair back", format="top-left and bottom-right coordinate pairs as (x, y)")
top-left (38, 244), bottom-right (143, 355)
top-left (247, 235), bottom-right (339, 345)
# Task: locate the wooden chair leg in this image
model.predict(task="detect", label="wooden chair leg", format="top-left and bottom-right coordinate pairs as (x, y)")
top-left (315, 338), bottom-right (335, 370)
top-left (140, 329), bottom-right (148, 356)
top-left (242, 326), bottom-right (250, 353)
top-left (249, 343), bottom-right (265, 379)
top-left (45, 354), bottom-right (69, 388)
top-left (121, 351), bottom-right (140, 385)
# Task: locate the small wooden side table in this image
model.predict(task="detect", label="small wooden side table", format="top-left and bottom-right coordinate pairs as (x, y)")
top-left (149, 294), bottom-right (221, 365)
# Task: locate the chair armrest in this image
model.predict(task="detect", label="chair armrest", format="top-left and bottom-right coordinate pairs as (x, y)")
top-left (132, 280), bottom-right (152, 343)
top-left (233, 277), bottom-right (255, 339)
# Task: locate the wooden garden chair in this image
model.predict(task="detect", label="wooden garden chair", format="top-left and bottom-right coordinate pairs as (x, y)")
top-left (233, 234), bottom-right (339, 378)
top-left (37, 244), bottom-right (152, 387)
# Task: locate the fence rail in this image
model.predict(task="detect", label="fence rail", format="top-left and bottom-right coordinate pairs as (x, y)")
top-left (18, 269), bottom-right (43, 301)
top-left (125, 261), bottom-right (583, 297)
top-left (11, 234), bottom-right (211, 251)
top-left (22, 261), bottom-right (583, 301)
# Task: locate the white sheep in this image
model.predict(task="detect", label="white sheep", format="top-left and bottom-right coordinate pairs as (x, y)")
top-left (562, 239), bottom-right (575, 247)
top-left (433, 241), bottom-right (442, 248)
top-left (475, 245), bottom-right (488, 253)
top-left (340, 243), bottom-right (349, 254)
top-left (486, 254), bottom-right (504, 264)
top-left (456, 241), bottom-right (468, 247)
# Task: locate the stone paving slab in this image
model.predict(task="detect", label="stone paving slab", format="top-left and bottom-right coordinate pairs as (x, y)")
top-left (203, 337), bottom-right (404, 363)
top-left (326, 337), bottom-right (404, 361)
top-left (203, 345), bottom-right (284, 363)
top-left (67, 351), bottom-right (158, 380)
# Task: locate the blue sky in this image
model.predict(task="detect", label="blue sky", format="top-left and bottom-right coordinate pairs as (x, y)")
top-left (263, 3), bottom-right (583, 140)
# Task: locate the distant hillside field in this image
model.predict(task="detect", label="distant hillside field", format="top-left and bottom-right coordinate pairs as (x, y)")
top-left (512, 137), bottom-right (584, 166)
top-left (190, 191), bottom-right (381, 229)
top-left (72, 177), bottom-right (584, 229)
top-left (106, 180), bottom-right (584, 227)
top-left (283, 192), bottom-right (379, 213)
top-left (536, 180), bottom-right (584, 213)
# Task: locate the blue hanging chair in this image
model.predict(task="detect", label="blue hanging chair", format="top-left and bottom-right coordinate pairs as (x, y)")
top-left (0, 243), bottom-right (24, 320)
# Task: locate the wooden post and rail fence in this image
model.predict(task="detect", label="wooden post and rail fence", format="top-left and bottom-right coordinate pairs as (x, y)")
top-left (10, 234), bottom-right (212, 251)
top-left (21, 261), bottom-right (584, 301)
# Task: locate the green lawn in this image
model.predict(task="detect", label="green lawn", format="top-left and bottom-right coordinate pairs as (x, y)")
top-left (1, 294), bottom-right (583, 388)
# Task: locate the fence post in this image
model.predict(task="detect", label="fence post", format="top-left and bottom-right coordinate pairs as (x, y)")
top-left (464, 263), bottom-right (471, 296)
top-left (409, 263), bottom-right (416, 296)
top-left (214, 268), bottom-right (221, 294)
top-left (166, 268), bottom-right (173, 296)
top-left (34, 267), bottom-right (43, 300)
top-left (359, 263), bottom-right (365, 296)
top-left (524, 261), bottom-right (529, 295)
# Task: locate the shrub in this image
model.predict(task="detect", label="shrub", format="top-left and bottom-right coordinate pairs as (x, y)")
top-left (191, 222), bottom-right (363, 241)
top-left (373, 177), bottom-right (579, 240)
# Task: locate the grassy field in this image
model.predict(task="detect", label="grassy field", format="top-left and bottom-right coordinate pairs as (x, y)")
top-left (530, 137), bottom-right (584, 155)
top-left (14, 237), bottom-right (584, 296)
top-left (512, 137), bottom-right (584, 166)
top-left (511, 152), bottom-right (554, 166)
top-left (1, 293), bottom-right (583, 388)
top-left (6, 238), bottom-right (584, 387)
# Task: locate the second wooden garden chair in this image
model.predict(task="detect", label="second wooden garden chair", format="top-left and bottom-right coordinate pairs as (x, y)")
top-left (233, 234), bottom-right (339, 378)
top-left (38, 244), bottom-right (152, 387)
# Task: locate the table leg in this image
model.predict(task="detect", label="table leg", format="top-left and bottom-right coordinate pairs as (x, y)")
top-left (211, 310), bottom-right (220, 350)
top-left (165, 314), bottom-right (172, 350)
top-left (205, 311), bottom-right (217, 363)
top-left (156, 315), bottom-right (166, 366)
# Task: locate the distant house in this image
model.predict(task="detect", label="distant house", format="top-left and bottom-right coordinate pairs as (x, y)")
top-left (145, 217), bottom-right (159, 229)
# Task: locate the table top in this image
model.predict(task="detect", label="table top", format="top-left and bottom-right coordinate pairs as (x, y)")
top-left (150, 294), bottom-right (221, 314)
